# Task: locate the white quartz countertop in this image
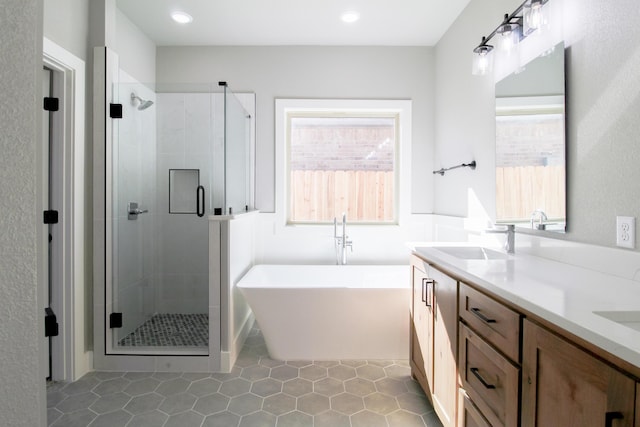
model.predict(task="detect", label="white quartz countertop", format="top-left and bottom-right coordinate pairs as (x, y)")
top-left (410, 243), bottom-right (640, 372)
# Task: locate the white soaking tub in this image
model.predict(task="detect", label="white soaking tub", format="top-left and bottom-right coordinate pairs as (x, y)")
top-left (237, 264), bottom-right (410, 360)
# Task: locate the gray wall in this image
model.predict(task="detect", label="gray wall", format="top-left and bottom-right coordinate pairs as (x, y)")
top-left (156, 46), bottom-right (435, 213)
top-left (0, 0), bottom-right (47, 425)
top-left (116, 9), bottom-right (156, 85)
top-left (43, 0), bottom-right (89, 61)
top-left (435, 0), bottom-right (640, 250)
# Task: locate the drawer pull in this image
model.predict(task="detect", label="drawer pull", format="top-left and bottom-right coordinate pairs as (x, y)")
top-left (470, 307), bottom-right (497, 324)
top-left (470, 367), bottom-right (496, 389)
top-left (422, 278), bottom-right (434, 307)
top-left (605, 412), bottom-right (623, 427)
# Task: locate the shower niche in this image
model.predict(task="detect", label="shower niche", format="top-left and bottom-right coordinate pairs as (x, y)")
top-left (169, 169), bottom-right (200, 214)
top-left (93, 47), bottom-right (254, 370)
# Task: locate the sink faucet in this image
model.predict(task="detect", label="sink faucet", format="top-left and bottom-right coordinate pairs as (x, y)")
top-left (334, 213), bottom-right (353, 265)
top-left (486, 224), bottom-right (515, 254)
top-left (530, 209), bottom-right (548, 230)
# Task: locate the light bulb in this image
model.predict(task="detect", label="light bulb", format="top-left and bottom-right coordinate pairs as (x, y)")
top-left (497, 23), bottom-right (520, 53)
top-left (472, 44), bottom-right (494, 76)
top-left (524, 0), bottom-right (548, 35)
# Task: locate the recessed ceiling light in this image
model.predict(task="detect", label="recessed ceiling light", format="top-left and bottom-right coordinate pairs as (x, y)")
top-left (171, 11), bottom-right (193, 24)
top-left (341, 11), bottom-right (360, 23)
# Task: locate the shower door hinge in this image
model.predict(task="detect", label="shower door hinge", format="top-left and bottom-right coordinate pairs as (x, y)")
top-left (44, 307), bottom-right (59, 337)
top-left (109, 313), bottom-right (123, 329)
top-left (43, 210), bottom-right (59, 224)
top-left (110, 103), bottom-right (123, 119)
top-left (43, 97), bottom-right (59, 112)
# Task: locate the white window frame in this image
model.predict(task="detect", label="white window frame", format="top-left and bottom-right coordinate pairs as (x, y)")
top-left (275, 99), bottom-right (412, 227)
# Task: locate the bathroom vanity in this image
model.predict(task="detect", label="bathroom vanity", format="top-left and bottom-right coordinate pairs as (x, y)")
top-left (410, 245), bottom-right (640, 427)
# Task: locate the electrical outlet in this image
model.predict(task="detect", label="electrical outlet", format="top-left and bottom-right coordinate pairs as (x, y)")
top-left (616, 216), bottom-right (635, 249)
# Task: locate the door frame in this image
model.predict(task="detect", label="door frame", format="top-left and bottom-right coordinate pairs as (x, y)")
top-left (41, 37), bottom-right (87, 382)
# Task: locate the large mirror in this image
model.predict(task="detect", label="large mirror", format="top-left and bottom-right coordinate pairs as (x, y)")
top-left (495, 41), bottom-right (566, 232)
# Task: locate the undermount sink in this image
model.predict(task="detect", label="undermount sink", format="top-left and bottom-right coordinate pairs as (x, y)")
top-left (594, 311), bottom-right (640, 333)
top-left (431, 246), bottom-right (509, 260)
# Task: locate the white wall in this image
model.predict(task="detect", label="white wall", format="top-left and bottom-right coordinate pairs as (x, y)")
top-left (156, 46), bottom-right (435, 214)
top-left (0, 0), bottom-right (47, 425)
top-left (434, 0), bottom-right (640, 251)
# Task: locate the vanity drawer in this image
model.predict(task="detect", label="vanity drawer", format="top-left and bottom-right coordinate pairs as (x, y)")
top-left (458, 388), bottom-right (493, 427)
top-left (459, 323), bottom-right (519, 427)
top-left (459, 283), bottom-right (521, 362)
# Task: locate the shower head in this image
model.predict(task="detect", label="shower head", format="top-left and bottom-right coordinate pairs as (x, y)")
top-left (130, 92), bottom-right (154, 111)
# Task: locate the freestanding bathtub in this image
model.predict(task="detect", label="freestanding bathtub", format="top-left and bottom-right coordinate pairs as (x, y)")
top-left (237, 264), bottom-right (410, 360)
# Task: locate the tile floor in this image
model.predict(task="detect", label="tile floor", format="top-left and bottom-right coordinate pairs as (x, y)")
top-left (47, 326), bottom-right (443, 427)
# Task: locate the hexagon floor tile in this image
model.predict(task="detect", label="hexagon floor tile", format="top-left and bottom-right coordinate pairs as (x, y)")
top-left (47, 325), bottom-right (442, 427)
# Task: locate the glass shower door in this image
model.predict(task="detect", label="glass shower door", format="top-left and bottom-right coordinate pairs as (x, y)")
top-left (108, 83), bottom-right (211, 354)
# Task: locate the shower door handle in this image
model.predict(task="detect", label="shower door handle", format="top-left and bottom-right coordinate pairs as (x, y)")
top-left (196, 185), bottom-right (205, 217)
top-left (127, 202), bottom-right (148, 220)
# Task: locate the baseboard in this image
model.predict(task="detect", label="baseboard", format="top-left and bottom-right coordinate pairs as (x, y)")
top-left (220, 312), bottom-right (255, 372)
top-left (73, 350), bottom-right (93, 381)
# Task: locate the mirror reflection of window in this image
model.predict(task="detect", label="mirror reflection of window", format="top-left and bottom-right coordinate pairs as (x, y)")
top-left (495, 41), bottom-right (566, 232)
top-left (495, 98), bottom-right (565, 225)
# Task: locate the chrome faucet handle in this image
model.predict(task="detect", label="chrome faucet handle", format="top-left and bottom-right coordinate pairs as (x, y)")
top-left (127, 202), bottom-right (149, 220)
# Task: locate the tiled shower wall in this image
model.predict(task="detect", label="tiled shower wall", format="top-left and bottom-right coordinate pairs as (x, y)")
top-left (114, 74), bottom-right (157, 337)
top-left (155, 93), bottom-right (224, 314)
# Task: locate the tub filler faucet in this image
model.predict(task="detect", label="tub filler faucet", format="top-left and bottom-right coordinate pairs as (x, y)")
top-left (334, 213), bottom-right (353, 265)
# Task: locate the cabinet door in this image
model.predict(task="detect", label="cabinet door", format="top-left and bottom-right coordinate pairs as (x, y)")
top-left (522, 320), bottom-right (635, 427)
top-left (432, 266), bottom-right (459, 427)
top-left (410, 256), bottom-right (433, 394)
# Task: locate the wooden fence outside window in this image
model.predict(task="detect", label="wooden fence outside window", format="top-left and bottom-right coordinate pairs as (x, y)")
top-left (290, 170), bottom-right (395, 223)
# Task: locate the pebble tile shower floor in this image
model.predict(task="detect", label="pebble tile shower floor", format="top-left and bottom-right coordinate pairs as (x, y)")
top-left (47, 326), bottom-right (442, 427)
top-left (118, 314), bottom-right (209, 347)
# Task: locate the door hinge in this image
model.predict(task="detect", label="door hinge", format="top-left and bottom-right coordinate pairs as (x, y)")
top-left (43, 97), bottom-right (59, 112)
top-left (45, 307), bottom-right (59, 337)
top-left (110, 103), bottom-right (123, 119)
top-left (109, 313), bottom-right (123, 329)
top-left (43, 210), bottom-right (59, 224)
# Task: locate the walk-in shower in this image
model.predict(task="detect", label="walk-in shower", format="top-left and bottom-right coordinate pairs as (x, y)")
top-left (103, 75), bottom-right (252, 359)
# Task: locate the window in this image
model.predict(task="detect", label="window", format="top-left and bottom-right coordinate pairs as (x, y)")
top-left (276, 99), bottom-right (411, 225)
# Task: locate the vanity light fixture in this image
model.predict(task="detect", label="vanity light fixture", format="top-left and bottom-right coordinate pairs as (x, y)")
top-left (171, 11), bottom-right (193, 24)
top-left (341, 11), bottom-right (360, 23)
top-left (523, 0), bottom-right (549, 34)
top-left (472, 37), bottom-right (494, 75)
top-left (472, 0), bottom-right (551, 75)
top-left (496, 14), bottom-right (521, 53)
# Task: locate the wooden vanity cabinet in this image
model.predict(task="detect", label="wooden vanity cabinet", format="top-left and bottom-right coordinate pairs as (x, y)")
top-left (431, 266), bottom-right (459, 427)
top-left (412, 252), bottom-right (640, 427)
top-left (458, 283), bottom-right (521, 427)
top-left (410, 255), bottom-right (458, 427)
top-left (522, 319), bottom-right (636, 427)
top-left (410, 256), bottom-right (433, 394)
top-left (458, 389), bottom-right (492, 427)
